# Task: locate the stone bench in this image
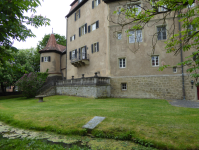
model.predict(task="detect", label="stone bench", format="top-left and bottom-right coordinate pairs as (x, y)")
top-left (35, 95), bottom-right (46, 102)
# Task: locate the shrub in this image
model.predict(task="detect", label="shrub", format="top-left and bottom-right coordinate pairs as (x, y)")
top-left (16, 72), bottom-right (48, 98)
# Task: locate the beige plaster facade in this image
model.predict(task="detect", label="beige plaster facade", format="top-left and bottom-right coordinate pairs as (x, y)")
top-left (64, 0), bottom-right (197, 100)
top-left (39, 34), bottom-right (66, 79)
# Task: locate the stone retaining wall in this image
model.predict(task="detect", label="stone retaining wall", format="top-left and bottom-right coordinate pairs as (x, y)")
top-left (56, 85), bottom-right (111, 98)
top-left (110, 74), bottom-right (196, 100)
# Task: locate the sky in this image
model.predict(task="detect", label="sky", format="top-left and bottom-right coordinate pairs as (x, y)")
top-left (13, 0), bottom-right (73, 49)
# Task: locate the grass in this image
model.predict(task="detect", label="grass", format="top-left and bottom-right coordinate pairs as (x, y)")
top-left (0, 95), bottom-right (199, 150)
top-left (0, 137), bottom-right (89, 150)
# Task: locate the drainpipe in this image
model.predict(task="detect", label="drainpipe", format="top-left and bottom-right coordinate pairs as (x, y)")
top-left (60, 54), bottom-right (63, 80)
top-left (65, 17), bottom-right (68, 80)
top-left (178, 11), bottom-right (186, 100)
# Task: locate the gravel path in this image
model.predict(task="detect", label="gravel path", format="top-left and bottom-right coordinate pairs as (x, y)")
top-left (169, 100), bottom-right (199, 108)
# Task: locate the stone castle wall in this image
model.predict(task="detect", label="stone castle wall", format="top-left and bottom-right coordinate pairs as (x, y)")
top-left (110, 74), bottom-right (196, 100)
top-left (56, 85), bottom-right (111, 98)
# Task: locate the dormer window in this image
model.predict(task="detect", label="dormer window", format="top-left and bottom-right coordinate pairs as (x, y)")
top-left (92, 0), bottom-right (101, 9)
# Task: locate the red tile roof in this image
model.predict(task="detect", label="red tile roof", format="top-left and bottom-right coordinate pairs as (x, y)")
top-left (39, 34), bottom-right (66, 53)
top-left (69, 0), bottom-right (78, 12)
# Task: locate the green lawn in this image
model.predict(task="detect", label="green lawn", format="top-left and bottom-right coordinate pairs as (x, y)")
top-left (0, 138), bottom-right (89, 150)
top-left (0, 95), bottom-right (199, 150)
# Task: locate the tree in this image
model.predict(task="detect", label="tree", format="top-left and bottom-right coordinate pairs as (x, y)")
top-left (0, 0), bottom-right (50, 94)
top-left (16, 72), bottom-right (48, 98)
top-left (0, 48), bottom-right (40, 94)
top-left (0, 0), bottom-right (50, 65)
top-left (36, 33), bottom-right (67, 52)
top-left (111, 0), bottom-right (199, 85)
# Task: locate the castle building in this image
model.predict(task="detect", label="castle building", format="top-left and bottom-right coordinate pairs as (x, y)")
top-left (40, 0), bottom-right (197, 100)
top-left (39, 34), bottom-right (66, 81)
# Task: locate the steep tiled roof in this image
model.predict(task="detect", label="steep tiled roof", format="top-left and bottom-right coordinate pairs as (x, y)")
top-left (69, 0), bottom-right (78, 12)
top-left (39, 34), bottom-right (66, 53)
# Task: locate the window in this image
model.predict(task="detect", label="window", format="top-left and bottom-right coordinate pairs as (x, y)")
top-left (117, 32), bottom-right (122, 40)
top-left (127, 3), bottom-right (141, 15)
top-left (151, 56), bottom-right (159, 66)
top-left (129, 30), bottom-right (142, 43)
top-left (92, 23), bottom-right (96, 31)
top-left (75, 9), bottom-right (80, 21)
top-left (158, 5), bottom-right (167, 12)
top-left (119, 58), bottom-right (126, 68)
top-left (121, 83), bottom-right (127, 90)
top-left (70, 35), bottom-right (75, 42)
top-left (91, 42), bottom-right (99, 53)
top-left (188, 25), bottom-right (196, 36)
top-left (70, 49), bottom-right (77, 60)
top-left (88, 21), bottom-right (99, 33)
top-left (79, 46), bottom-right (87, 60)
top-left (92, 0), bottom-right (100, 9)
top-left (117, 6), bottom-right (122, 15)
top-left (79, 23), bottom-right (87, 37)
top-left (157, 26), bottom-right (166, 40)
top-left (173, 67), bottom-right (177, 73)
top-left (41, 56), bottom-right (51, 62)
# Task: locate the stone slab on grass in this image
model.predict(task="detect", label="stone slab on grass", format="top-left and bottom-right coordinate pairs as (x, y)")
top-left (82, 116), bottom-right (105, 130)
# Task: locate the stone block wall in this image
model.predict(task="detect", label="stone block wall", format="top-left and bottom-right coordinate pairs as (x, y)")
top-left (39, 86), bottom-right (56, 97)
top-left (56, 85), bottom-right (111, 98)
top-left (110, 75), bottom-right (196, 100)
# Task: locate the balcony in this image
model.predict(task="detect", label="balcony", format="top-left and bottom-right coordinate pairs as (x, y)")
top-left (71, 53), bottom-right (89, 67)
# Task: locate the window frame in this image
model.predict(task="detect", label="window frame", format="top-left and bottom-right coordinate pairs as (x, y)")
top-left (72, 35), bottom-right (75, 41)
top-left (93, 43), bottom-right (98, 53)
top-left (121, 83), bottom-right (127, 91)
top-left (157, 25), bottom-right (167, 40)
top-left (119, 58), bottom-right (126, 68)
top-left (128, 30), bottom-right (143, 43)
top-left (188, 24), bottom-right (197, 36)
top-left (91, 42), bottom-right (99, 53)
top-left (126, 1), bottom-right (141, 16)
top-left (80, 24), bottom-right (87, 36)
top-left (92, 22), bottom-right (97, 31)
top-left (117, 32), bottom-right (122, 40)
top-left (76, 10), bottom-right (80, 20)
top-left (117, 6), bottom-right (122, 15)
top-left (151, 55), bottom-right (159, 67)
top-left (173, 67), bottom-right (177, 73)
top-left (44, 56), bottom-right (48, 62)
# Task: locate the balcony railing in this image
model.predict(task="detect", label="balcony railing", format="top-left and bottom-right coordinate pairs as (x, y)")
top-left (56, 73), bottom-right (110, 86)
top-left (71, 53), bottom-right (89, 67)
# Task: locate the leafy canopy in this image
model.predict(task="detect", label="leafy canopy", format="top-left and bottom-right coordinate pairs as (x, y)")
top-left (0, 0), bottom-right (50, 64)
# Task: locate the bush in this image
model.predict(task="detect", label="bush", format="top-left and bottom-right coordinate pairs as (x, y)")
top-left (16, 72), bottom-right (48, 98)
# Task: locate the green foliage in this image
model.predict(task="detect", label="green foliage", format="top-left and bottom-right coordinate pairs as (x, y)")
top-left (0, 0), bottom-right (50, 64)
top-left (36, 34), bottom-right (66, 52)
top-left (15, 72), bottom-right (48, 98)
top-left (114, 0), bottom-right (199, 84)
top-left (0, 48), bottom-right (41, 94)
top-left (14, 48), bottom-right (40, 73)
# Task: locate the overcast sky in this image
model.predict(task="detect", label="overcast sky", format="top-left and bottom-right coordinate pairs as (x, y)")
top-left (13, 0), bottom-right (73, 49)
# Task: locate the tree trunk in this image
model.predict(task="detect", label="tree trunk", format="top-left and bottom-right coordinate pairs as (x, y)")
top-left (1, 82), bottom-right (6, 96)
top-left (13, 85), bottom-right (15, 92)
